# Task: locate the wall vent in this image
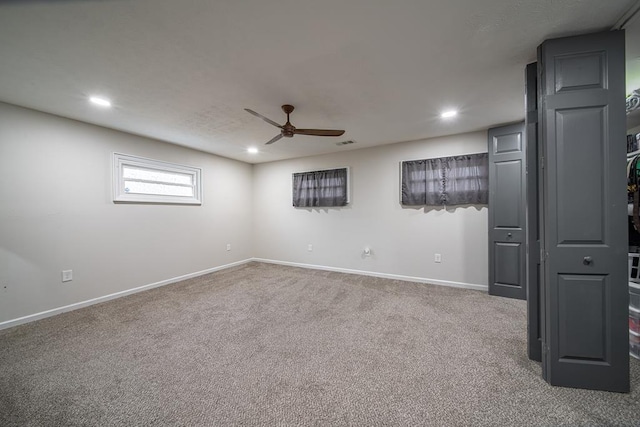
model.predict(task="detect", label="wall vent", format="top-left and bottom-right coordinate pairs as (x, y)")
top-left (336, 140), bottom-right (356, 146)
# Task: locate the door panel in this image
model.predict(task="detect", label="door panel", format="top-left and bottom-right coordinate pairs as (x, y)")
top-left (494, 242), bottom-right (522, 285)
top-left (488, 122), bottom-right (526, 300)
top-left (494, 161), bottom-right (523, 227)
top-left (494, 132), bottom-right (522, 153)
top-left (558, 274), bottom-right (607, 360)
top-left (526, 62), bottom-right (542, 361)
top-left (556, 107), bottom-right (605, 244)
top-left (539, 30), bottom-right (628, 392)
top-left (554, 53), bottom-right (605, 92)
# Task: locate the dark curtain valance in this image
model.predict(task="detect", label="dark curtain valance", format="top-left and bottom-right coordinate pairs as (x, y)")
top-left (401, 153), bottom-right (488, 206)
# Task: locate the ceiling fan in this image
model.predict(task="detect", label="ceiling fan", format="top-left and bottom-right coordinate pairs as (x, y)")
top-left (245, 104), bottom-right (345, 145)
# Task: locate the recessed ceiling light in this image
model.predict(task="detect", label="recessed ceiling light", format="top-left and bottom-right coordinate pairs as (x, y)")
top-left (89, 96), bottom-right (111, 107)
top-left (441, 110), bottom-right (457, 119)
top-left (247, 147), bottom-right (259, 154)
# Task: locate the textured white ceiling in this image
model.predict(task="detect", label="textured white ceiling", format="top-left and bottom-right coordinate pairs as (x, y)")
top-left (0, 0), bottom-right (636, 163)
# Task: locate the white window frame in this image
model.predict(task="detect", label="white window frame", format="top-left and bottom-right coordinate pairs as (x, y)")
top-left (113, 153), bottom-right (202, 205)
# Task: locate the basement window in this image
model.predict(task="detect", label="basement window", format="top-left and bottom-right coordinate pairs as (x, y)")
top-left (113, 153), bottom-right (202, 204)
top-left (401, 153), bottom-right (488, 206)
top-left (292, 167), bottom-right (349, 207)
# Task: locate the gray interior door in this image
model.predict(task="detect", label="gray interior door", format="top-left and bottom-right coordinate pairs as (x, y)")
top-left (488, 122), bottom-right (527, 300)
top-left (538, 30), bottom-right (629, 392)
top-left (526, 62), bottom-right (542, 362)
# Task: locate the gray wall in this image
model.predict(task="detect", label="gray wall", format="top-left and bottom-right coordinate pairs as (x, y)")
top-left (252, 131), bottom-right (488, 288)
top-left (0, 103), bottom-right (253, 324)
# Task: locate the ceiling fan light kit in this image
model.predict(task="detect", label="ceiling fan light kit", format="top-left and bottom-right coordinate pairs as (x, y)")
top-left (245, 104), bottom-right (345, 145)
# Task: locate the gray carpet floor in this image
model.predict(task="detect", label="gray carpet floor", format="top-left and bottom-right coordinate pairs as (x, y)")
top-left (1, 262), bottom-right (640, 426)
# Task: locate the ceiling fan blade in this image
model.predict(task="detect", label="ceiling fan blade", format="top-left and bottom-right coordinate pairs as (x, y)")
top-left (245, 109), bottom-right (283, 128)
top-left (294, 129), bottom-right (345, 137)
top-left (265, 133), bottom-right (284, 145)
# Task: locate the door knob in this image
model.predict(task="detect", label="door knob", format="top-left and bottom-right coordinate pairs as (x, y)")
top-left (583, 256), bottom-right (593, 265)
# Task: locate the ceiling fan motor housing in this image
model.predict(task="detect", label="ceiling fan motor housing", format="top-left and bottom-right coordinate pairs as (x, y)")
top-left (282, 124), bottom-right (295, 137)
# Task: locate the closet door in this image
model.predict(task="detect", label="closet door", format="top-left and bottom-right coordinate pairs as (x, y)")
top-left (488, 122), bottom-right (526, 300)
top-left (526, 62), bottom-right (542, 362)
top-left (539, 30), bottom-right (628, 392)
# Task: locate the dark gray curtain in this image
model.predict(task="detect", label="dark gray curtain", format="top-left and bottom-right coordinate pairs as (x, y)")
top-left (401, 159), bottom-right (444, 205)
top-left (293, 168), bottom-right (348, 207)
top-left (401, 153), bottom-right (488, 206)
top-left (444, 153), bottom-right (488, 205)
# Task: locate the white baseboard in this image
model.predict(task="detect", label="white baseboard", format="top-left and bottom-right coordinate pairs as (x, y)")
top-left (1, 258), bottom-right (486, 331)
top-left (0, 259), bottom-right (253, 331)
top-left (251, 258), bottom-right (488, 292)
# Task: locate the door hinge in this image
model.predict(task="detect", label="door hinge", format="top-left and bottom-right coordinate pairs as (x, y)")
top-left (540, 157), bottom-right (545, 169)
top-left (540, 249), bottom-right (546, 263)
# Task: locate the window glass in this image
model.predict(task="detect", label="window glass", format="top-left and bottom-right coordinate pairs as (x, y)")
top-left (113, 153), bottom-right (202, 205)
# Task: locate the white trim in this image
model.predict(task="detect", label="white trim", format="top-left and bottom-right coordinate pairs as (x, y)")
top-left (1, 258), bottom-right (486, 331)
top-left (399, 161), bottom-right (403, 204)
top-left (0, 259), bottom-right (252, 331)
top-left (251, 258), bottom-right (487, 291)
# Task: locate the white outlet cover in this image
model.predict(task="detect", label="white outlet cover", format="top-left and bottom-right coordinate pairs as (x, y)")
top-left (434, 254), bottom-right (442, 263)
top-left (62, 270), bottom-right (73, 282)
top-left (308, 244), bottom-right (313, 252)
top-left (226, 243), bottom-right (231, 251)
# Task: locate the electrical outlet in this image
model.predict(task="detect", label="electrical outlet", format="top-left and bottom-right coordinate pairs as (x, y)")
top-left (226, 243), bottom-right (231, 251)
top-left (434, 254), bottom-right (442, 263)
top-left (308, 244), bottom-right (313, 252)
top-left (62, 270), bottom-right (73, 282)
